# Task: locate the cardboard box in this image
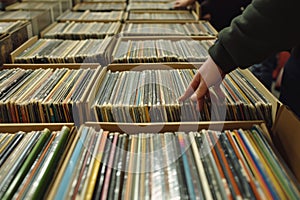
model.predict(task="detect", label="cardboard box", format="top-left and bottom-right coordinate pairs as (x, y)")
top-left (107, 62), bottom-right (203, 71)
top-left (85, 120), bottom-right (300, 187)
top-left (120, 21), bottom-right (217, 38)
top-left (272, 105), bottom-right (300, 182)
top-left (86, 120), bottom-right (268, 134)
top-left (8, 21), bottom-right (33, 50)
top-left (40, 21), bottom-right (122, 39)
top-left (0, 21), bottom-right (32, 65)
top-left (0, 63), bottom-right (104, 125)
top-left (81, 0), bottom-right (126, 2)
top-left (57, 10), bottom-right (125, 22)
top-left (73, 2), bottom-right (127, 11)
top-left (105, 63), bottom-right (280, 125)
top-left (238, 68), bottom-right (281, 124)
top-left (0, 10), bottom-right (52, 35)
top-left (10, 35), bottom-right (117, 66)
top-left (2, 63), bottom-right (101, 69)
top-left (110, 36), bottom-right (216, 64)
top-left (23, 0), bottom-right (72, 12)
top-left (127, 2), bottom-right (176, 11)
top-left (129, 0), bottom-right (178, 3)
top-left (10, 35), bottom-right (38, 63)
top-left (0, 123), bottom-right (74, 132)
top-left (126, 10), bottom-right (199, 23)
top-left (5, 2), bottom-right (62, 22)
top-left (0, 33), bottom-right (13, 66)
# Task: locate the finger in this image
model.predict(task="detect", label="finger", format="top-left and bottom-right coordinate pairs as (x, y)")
top-left (196, 97), bottom-right (205, 111)
top-left (214, 85), bottom-right (225, 101)
top-left (190, 79), bottom-right (209, 111)
top-left (179, 71), bottom-right (201, 102)
top-left (190, 77), bottom-right (208, 102)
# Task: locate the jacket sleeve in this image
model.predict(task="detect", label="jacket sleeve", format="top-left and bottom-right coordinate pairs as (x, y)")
top-left (208, 0), bottom-right (300, 73)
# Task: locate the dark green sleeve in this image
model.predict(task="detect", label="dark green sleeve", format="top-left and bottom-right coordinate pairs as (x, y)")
top-left (209, 0), bottom-right (300, 73)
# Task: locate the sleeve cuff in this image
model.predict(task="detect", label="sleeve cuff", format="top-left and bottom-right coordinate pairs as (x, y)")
top-left (208, 40), bottom-right (238, 74)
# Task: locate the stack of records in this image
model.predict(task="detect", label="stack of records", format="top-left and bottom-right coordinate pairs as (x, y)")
top-left (0, 10), bottom-right (44, 20)
top-left (42, 22), bottom-right (121, 39)
top-left (129, 0), bottom-right (173, 2)
top-left (128, 11), bottom-right (196, 21)
top-left (0, 21), bottom-right (25, 35)
top-left (112, 39), bottom-right (214, 63)
top-left (0, 10), bottom-right (51, 35)
top-left (43, 125), bottom-right (299, 199)
top-left (92, 68), bottom-right (272, 125)
top-left (0, 126), bottom-right (74, 199)
top-left (127, 2), bottom-right (174, 10)
top-left (57, 10), bottom-right (124, 22)
top-left (73, 2), bottom-right (127, 11)
top-left (14, 37), bottom-right (114, 65)
top-left (121, 22), bottom-right (217, 36)
top-left (0, 66), bottom-right (105, 123)
top-left (5, 2), bottom-right (59, 10)
top-left (223, 69), bottom-right (273, 127)
top-left (0, 20), bottom-right (32, 66)
top-left (22, 0), bottom-right (72, 12)
top-left (82, 0), bottom-right (126, 2)
top-left (5, 1), bottom-right (61, 21)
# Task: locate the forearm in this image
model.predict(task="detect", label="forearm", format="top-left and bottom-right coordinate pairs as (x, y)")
top-left (209, 0), bottom-right (300, 73)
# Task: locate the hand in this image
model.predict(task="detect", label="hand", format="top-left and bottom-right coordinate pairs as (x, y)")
top-left (201, 13), bottom-right (211, 21)
top-left (179, 56), bottom-right (225, 111)
top-left (173, 0), bottom-right (195, 9)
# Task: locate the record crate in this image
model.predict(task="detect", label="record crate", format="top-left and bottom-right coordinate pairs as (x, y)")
top-left (10, 35), bottom-right (116, 66)
top-left (272, 105), bottom-right (300, 182)
top-left (74, 0), bottom-right (127, 3)
top-left (1, 63), bottom-right (104, 125)
top-left (126, 2), bottom-right (176, 11)
top-left (125, 10), bottom-right (199, 23)
top-left (0, 33), bottom-right (13, 66)
top-left (105, 63), bottom-right (280, 125)
top-left (80, 120), bottom-right (300, 199)
top-left (119, 21), bottom-right (218, 38)
top-left (0, 20), bottom-right (33, 66)
top-left (6, 21), bottom-right (33, 50)
top-left (86, 119), bottom-right (269, 135)
top-left (22, 0), bottom-right (73, 12)
top-left (0, 123), bottom-right (76, 199)
top-left (72, 2), bottom-right (127, 12)
top-left (86, 106), bottom-right (300, 184)
top-left (0, 10), bottom-right (52, 35)
top-left (1, 62), bottom-right (280, 126)
top-left (126, 0), bottom-right (199, 15)
top-left (2, 63), bottom-right (101, 70)
top-left (0, 123), bottom-right (74, 132)
top-left (40, 21), bottom-right (122, 40)
top-left (57, 10), bottom-right (125, 23)
top-left (0, 121), bottom-right (299, 199)
top-left (128, 0), bottom-right (173, 2)
top-left (5, 2), bottom-right (62, 23)
top-left (110, 36), bottom-right (216, 64)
